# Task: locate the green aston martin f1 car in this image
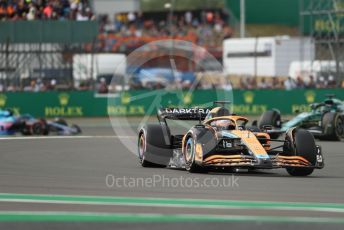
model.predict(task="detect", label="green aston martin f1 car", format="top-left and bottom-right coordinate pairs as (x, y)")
top-left (258, 95), bottom-right (344, 141)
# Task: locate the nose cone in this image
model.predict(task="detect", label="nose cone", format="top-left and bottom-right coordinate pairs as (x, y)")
top-left (256, 157), bottom-right (273, 168)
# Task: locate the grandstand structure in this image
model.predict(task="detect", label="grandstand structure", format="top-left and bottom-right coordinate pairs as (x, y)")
top-left (300, 0), bottom-right (344, 86)
top-left (0, 21), bottom-right (98, 89)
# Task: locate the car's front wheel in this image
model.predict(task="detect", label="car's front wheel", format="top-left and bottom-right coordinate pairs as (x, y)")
top-left (284, 129), bottom-right (316, 176)
top-left (184, 136), bottom-right (205, 173)
top-left (71, 124), bottom-right (82, 134)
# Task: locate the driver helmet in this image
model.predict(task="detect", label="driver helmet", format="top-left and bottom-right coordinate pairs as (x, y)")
top-left (213, 119), bottom-right (236, 130)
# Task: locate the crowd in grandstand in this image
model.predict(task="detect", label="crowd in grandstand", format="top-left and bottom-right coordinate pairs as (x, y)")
top-left (0, 0), bottom-right (94, 20)
top-left (121, 75), bottom-right (342, 92)
top-left (238, 75), bottom-right (338, 90)
top-left (0, 75), bottom-right (342, 93)
top-left (0, 2), bottom-right (342, 92)
top-left (99, 9), bottom-right (233, 49)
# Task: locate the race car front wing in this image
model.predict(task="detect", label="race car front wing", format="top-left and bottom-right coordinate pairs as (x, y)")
top-left (201, 147), bottom-right (324, 169)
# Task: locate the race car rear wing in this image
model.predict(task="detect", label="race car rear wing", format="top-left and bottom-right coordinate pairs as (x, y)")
top-left (157, 108), bottom-right (210, 121)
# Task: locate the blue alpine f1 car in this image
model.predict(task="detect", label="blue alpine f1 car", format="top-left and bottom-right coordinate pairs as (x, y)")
top-left (0, 109), bottom-right (81, 136)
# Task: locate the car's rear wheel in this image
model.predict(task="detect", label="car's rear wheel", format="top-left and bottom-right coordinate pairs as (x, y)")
top-left (138, 124), bottom-right (172, 168)
top-left (32, 122), bottom-right (44, 135)
top-left (258, 109), bottom-right (281, 129)
top-left (284, 129), bottom-right (316, 176)
top-left (138, 133), bottom-right (153, 167)
top-left (322, 112), bottom-right (344, 141)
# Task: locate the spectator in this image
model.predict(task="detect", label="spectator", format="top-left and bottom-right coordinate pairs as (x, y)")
top-left (127, 12), bottom-right (136, 23)
top-left (272, 77), bottom-right (281, 89)
top-left (284, 77), bottom-right (297, 90)
top-left (306, 75), bottom-right (316, 88)
top-left (328, 75), bottom-right (337, 88)
top-left (258, 78), bottom-right (270, 89)
top-left (99, 9), bottom-right (233, 51)
top-left (185, 11), bottom-right (192, 24)
top-left (45, 79), bottom-right (57, 91)
top-left (34, 79), bottom-right (45, 92)
top-left (6, 84), bottom-right (16, 92)
top-left (43, 3), bottom-right (53, 19)
top-left (247, 77), bottom-right (257, 89)
top-left (296, 76), bottom-right (305, 88)
top-left (97, 78), bottom-right (108, 94)
top-left (239, 77), bottom-right (248, 89)
top-left (78, 79), bottom-right (92, 90)
top-left (0, 0), bottom-right (94, 21)
top-left (27, 3), bottom-right (37, 20)
top-left (317, 76), bottom-right (326, 88)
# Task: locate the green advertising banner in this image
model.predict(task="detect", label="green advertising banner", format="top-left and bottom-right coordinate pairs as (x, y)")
top-left (226, 0), bottom-right (300, 26)
top-left (0, 89), bottom-right (343, 117)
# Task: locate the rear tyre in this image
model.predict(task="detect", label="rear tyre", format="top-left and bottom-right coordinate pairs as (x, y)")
top-left (32, 122), bottom-right (44, 135)
top-left (138, 124), bottom-right (172, 168)
top-left (284, 129), bottom-right (316, 176)
top-left (258, 109), bottom-right (281, 129)
top-left (184, 136), bottom-right (205, 173)
top-left (322, 112), bottom-right (344, 141)
top-left (138, 133), bottom-right (155, 167)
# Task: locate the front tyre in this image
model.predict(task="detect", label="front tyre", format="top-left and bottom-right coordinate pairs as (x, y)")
top-left (284, 129), bottom-right (316, 176)
top-left (184, 136), bottom-right (205, 173)
top-left (71, 124), bottom-right (82, 134)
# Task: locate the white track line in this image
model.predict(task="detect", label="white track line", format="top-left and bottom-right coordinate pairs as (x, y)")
top-left (1, 198), bottom-right (344, 214)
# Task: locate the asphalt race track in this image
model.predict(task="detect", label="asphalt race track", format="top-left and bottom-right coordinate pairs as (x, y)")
top-left (0, 118), bottom-right (344, 229)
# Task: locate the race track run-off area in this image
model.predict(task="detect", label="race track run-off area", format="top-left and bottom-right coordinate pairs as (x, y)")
top-left (0, 121), bottom-right (344, 229)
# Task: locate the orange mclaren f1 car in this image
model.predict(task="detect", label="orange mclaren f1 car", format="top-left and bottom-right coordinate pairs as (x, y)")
top-left (138, 102), bottom-right (324, 176)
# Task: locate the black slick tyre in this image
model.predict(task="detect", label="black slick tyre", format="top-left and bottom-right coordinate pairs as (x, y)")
top-left (258, 110), bottom-right (281, 129)
top-left (138, 124), bottom-right (172, 168)
top-left (284, 129), bottom-right (316, 176)
top-left (184, 135), bottom-right (205, 173)
top-left (322, 112), bottom-right (344, 141)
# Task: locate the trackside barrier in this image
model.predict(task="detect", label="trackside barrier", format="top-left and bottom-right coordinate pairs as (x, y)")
top-left (0, 89), bottom-right (342, 117)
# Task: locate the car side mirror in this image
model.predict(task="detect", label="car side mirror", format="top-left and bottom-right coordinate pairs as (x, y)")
top-left (310, 103), bottom-right (318, 110)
